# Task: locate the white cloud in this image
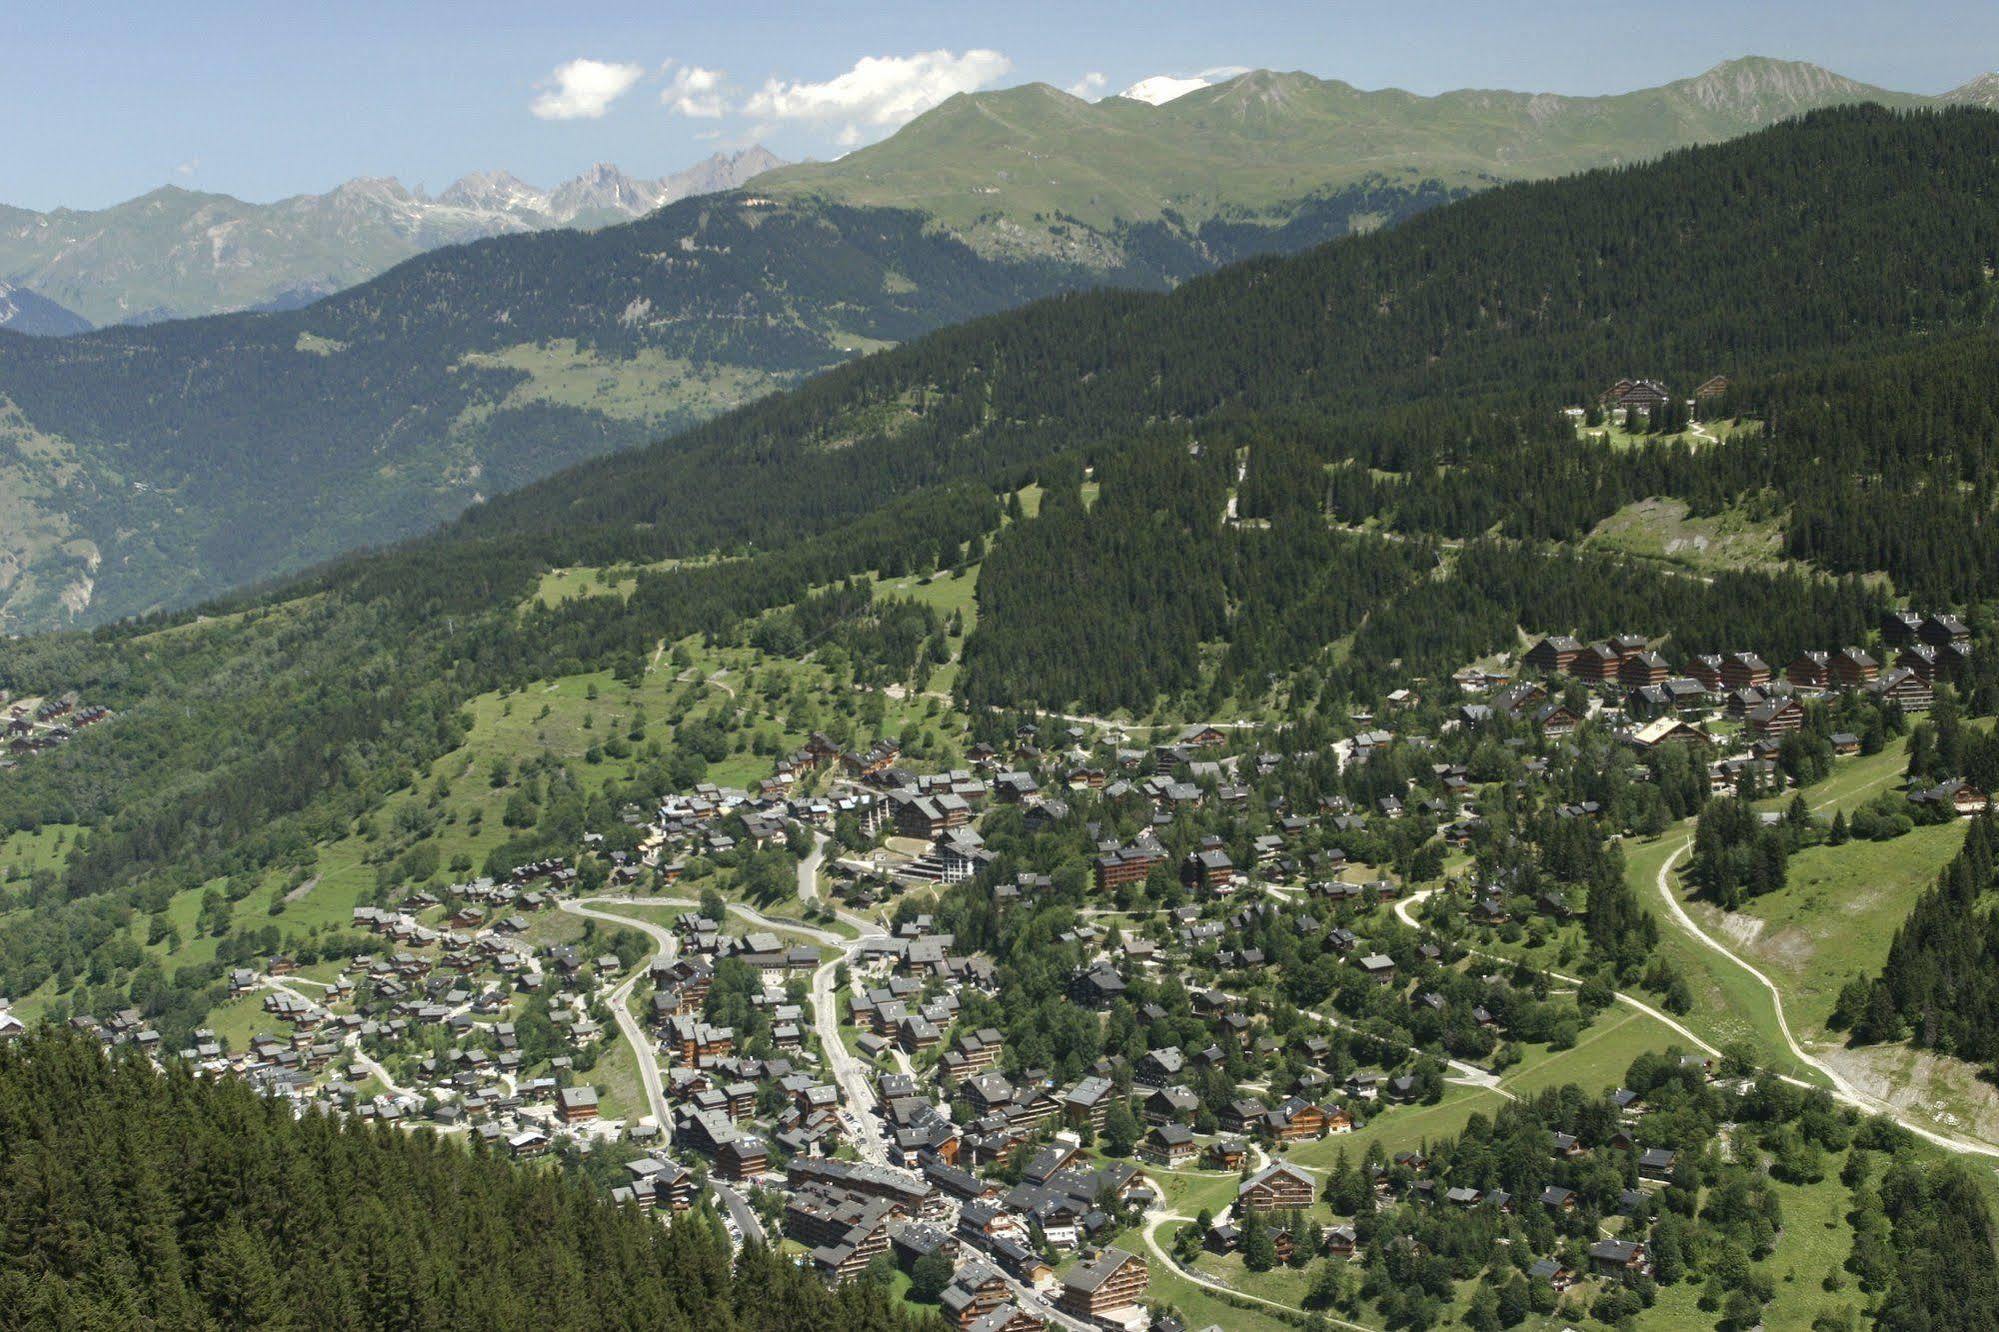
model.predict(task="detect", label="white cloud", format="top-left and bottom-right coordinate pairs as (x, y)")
top-left (530, 58), bottom-right (645, 120)
top-left (742, 49), bottom-right (1012, 143)
top-left (661, 63), bottom-right (727, 118)
top-left (1067, 71), bottom-right (1108, 100)
top-left (174, 158), bottom-right (200, 178)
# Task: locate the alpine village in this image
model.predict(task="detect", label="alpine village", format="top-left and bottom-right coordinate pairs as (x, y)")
top-left (5, 22), bottom-right (1999, 1332)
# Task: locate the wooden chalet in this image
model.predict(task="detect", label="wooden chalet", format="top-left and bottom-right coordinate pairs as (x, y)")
top-left (1588, 1238), bottom-right (1650, 1282)
top-left (1601, 378), bottom-right (1670, 413)
top-left (1056, 1248), bottom-right (1148, 1322)
top-left (1866, 668), bottom-right (1934, 714)
top-left (1139, 1123), bottom-right (1198, 1168)
top-left (1832, 647), bottom-right (1880, 687)
top-left (1786, 651), bottom-right (1832, 690)
top-left (1238, 1163), bottom-right (1316, 1213)
top-left (1524, 636), bottom-right (1583, 675)
top-left (1919, 614), bottom-right (1971, 646)
top-left (1898, 644), bottom-right (1944, 681)
top-left (1571, 643), bottom-right (1622, 683)
top-left (1618, 651), bottom-right (1671, 688)
top-left (1719, 651), bottom-right (1772, 690)
top-left (1746, 697), bottom-right (1804, 737)
top-left (1881, 609), bottom-right (1925, 645)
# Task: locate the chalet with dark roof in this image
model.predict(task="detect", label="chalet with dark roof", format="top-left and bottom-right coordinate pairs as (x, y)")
top-left (1238, 1163), bottom-right (1315, 1212)
top-left (1866, 668), bottom-right (1933, 713)
top-left (1056, 1248), bottom-right (1148, 1322)
top-left (1719, 651), bottom-right (1771, 690)
top-left (1524, 636), bottom-right (1583, 675)
top-left (1833, 646), bottom-right (1879, 687)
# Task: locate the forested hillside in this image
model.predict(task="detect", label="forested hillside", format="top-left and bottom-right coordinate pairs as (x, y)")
top-left (0, 197), bottom-right (1098, 630)
top-left (0, 172), bottom-right (1460, 634)
top-left (456, 106), bottom-right (1999, 572)
top-left (2, 106), bottom-right (1998, 1053)
top-left (0, 1029), bottom-right (932, 1330)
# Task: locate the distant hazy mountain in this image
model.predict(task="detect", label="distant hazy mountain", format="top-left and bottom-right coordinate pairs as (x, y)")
top-left (0, 282), bottom-right (90, 336)
top-left (756, 57), bottom-right (1989, 267)
top-left (0, 147), bottom-right (784, 327)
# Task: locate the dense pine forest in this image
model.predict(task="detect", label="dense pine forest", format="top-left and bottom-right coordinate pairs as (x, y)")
top-left (0, 1029), bottom-right (936, 1331)
top-left (3, 105), bottom-right (1999, 1047)
top-left (1292, 335), bottom-right (1999, 608)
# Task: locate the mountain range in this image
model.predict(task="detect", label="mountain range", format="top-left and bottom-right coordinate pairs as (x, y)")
top-left (0, 57), bottom-right (1991, 634)
top-left (0, 147), bottom-right (784, 327)
top-left (754, 56), bottom-right (1999, 268)
top-left (8, 57), bottom-right (1987, 332)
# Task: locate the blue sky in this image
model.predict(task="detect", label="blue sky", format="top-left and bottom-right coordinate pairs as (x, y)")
top-left (7, 1), bottom-right (1995, 210)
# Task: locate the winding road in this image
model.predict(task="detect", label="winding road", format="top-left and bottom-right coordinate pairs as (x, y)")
top-left (1649, 832), bottom-right (1999, 1160)
top-left (793, 832), bottom-right (896, 1165)
top-left (567, 838), bottom-right (898, 1165)
top-left (259, 976), bottom-right (426, 1100)
top-left (1389, 762), bottom-right (1999, 1162)
top-left (560, 887), bottom-right (884, 1246)
top-left (1642, 763), bottom-right (1999, 1158)
top-left (559, 897), bottom-right (678, 1127)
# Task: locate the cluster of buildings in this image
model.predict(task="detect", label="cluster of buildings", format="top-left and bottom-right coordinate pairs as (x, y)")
top-left (1519, 609), bottom-right (1975, 731)
top-left (44, 587), bottom-right (1987, 1330)
top-left (1204, 1069), bottom-right (1706, 1292)
top-left (67, 858), bottom-right (672, 1160)
top-left (1461, 610), bottom-right (1986, 804)
top-left (1, 691), bottom-right (112, 764)
top-left (776, 1151), bottom-right (1155, 1328)
top-left (1584, 374), bottom-right (1728, 423)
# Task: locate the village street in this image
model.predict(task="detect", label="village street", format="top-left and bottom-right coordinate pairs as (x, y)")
top-left (560, 897), bottom-right (678, 1127)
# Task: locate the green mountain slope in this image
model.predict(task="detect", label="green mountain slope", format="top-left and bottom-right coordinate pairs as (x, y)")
top-left (756, 57), bottom-right (1970, 265)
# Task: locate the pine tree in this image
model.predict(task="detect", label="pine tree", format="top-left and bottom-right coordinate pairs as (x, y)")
top-left (1241, 1212), bottom-right (1277, 1272)
top-left (198, 1222), bottom-right (293, 1331)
